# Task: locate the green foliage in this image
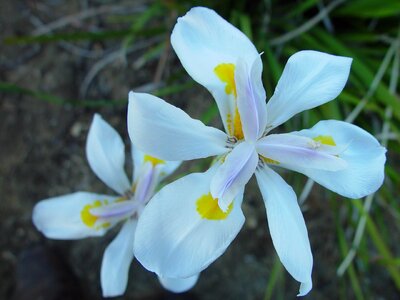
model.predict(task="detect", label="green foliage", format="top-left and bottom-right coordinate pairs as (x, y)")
top-left (2, 0), bottom-right (399, 298)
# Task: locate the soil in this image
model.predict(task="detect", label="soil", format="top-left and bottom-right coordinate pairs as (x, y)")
top-left (0, 1), bottom-right (398, 300)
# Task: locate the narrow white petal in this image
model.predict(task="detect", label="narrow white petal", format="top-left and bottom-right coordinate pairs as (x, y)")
top-left (101, 219), bottom-right (137, 297)
top-left (86, 114), bottom-right (130, 194)
top-left (290, 120), bottom-right (386, 198)
top-left (236, 57), bottom-right (267, 141)
top-left (131, 145), bottom-right (181, 183)
top-left (255, 167), bottom-right (313, 296)
top-left (128, 92), bottom-right (228, 160)
top-left (257, 133), bottom-right (348, 171)
top-left (266, 51), bottom-right (352, 129)
top-left (171, 7), bottom-right (259, 132)
top-left (133, 161), bottom-right (156, 206)
top-left (134, 167), bottom-right (245, 278)
top-left (210, 141), bottom-right (258, 211)
top-left (158, 274), bottom-right (199, 293)
top-left (32, 192), bottom-right (118, 239)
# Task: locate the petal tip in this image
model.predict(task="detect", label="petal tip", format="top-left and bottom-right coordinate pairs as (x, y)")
top-left (297, 280), bottom-right (312, 297)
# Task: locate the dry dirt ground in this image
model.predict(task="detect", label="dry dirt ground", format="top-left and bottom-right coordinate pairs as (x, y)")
top-left (0, 1), bottom-right (397, 300)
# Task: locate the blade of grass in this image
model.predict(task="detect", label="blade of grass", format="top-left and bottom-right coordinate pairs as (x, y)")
top-left (264, 256), bottom-right (284, 300)
top-left (269, 0), bottom-right (346, 46)
top-left (337, 217), bottom-right (365, 300)
top-left (353, 200), bottom-right (400, 289)
top-left (336, 0), bottom-right (400, 18)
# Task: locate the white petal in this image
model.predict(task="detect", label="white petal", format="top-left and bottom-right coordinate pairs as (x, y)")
top-left (255, 167), bottom-right (313, 296)
top-left (171, 7), bottom-right (259, 132)
top-left (210, 141), bottom-right (258, 211)
top-left (134, 167), bottom-right (245, 278)
top-left (128, 92), bottom-right (228, 161)
top-left (236, 56), bottom-right (267, 141)
top-left (32, 192), bottom-right (118, 239)
top-left (86, 114), bottom-right (130, 194)
top-left (257, 133), bottom-right (348, 171)
top-left (290, 120), bottom-right (386, 198)
top-left (101, 218), bottom-right (137, 297)
top-left (158, 274), bottom-right (199, 293)
top-left (266, 51), bottom-right (352, 129)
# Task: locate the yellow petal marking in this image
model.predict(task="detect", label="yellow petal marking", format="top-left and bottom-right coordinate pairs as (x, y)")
top-left (196, 192), bottom-right (233, 220)
top-left (214, 63), bottom-right (237, 97)
top-left (81, 199), bottom-right (112, 230)
top-left (144, 154), bottom-right (165, 166)
top-left (226, 113), bottom-right (233, 136)
top-left (81, 200), bottom-right (103, 228)
top-left (260, 155), bottom-right (280, 165)
top-left (214, 63), bottom-right (244, 140)
top-left (233, 107), bottom-right (244, 140)
top-left (313, 135), bottom-right (336, 146)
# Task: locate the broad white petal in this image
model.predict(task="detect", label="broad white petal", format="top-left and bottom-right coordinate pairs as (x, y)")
top-left (171, 7), bottom-right (259, 132)
top-left (101, 218), bottom-right (137, 297)
top-left (257, 133), bottom-right (348, 171)
top-left (33, 192), bottom-right (118, 239)
top-left (266, 51), bottom-right (352, 129)
top-left (236, 56), bottom-right (267, 141)
top-left (87, 114), bottom-right (130, 194)
top-left (158, 274), bottom-right (200, 293)
top-left (290, 120), bottom-right (386, 198)
top-left (134, 167), bottom-right (245, 278)
top-left (128, 92), bottom-right (228, 160)
top-left (210, 141), bottom-right (258, 211)
top-left (255, 167), bottom-right (313, 296)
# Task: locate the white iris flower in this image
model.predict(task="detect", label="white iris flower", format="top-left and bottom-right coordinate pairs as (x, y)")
top-left (128, 7), bottom-right (386, 296)
top-left (32, 114), bottom-right (198, 297)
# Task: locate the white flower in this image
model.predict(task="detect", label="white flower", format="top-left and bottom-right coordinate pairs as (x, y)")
top-left (128, 7), bottom-right (386, 296)
top-left (32, 114), bottom-right (198, 297)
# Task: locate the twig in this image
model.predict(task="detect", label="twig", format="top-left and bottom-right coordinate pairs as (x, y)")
top-left (79, 36), bottom-right (162, 98)
top-left (345, 42), bottom-right (397, 123)
top-left (31, 5), bottom-right (145, 36)
top-left (153, 10), bottom-right (176, 84)
top-left (269, 0), bottom-right (346, 46)
top-left (317, 0), bottom-right (334, 33)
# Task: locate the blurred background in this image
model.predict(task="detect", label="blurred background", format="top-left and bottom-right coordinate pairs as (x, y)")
top-left (0, 0), bottom-right (399, 299)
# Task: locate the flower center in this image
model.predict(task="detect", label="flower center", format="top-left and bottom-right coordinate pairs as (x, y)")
top-left (81, 195), bottom-right (137, 230)
top-left (80, 159), bottom-right (159, 230)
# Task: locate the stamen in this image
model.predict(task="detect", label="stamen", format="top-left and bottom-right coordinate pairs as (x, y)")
top-left (226, 136), bottom-right (238, 149)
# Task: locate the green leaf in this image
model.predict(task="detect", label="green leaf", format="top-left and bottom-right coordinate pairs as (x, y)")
top-left (337, 0), bottom-right (400, 18)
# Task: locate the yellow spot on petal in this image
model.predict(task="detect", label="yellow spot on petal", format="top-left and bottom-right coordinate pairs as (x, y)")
top-left (313, 135), bottom-right (336, 146)
top-left (196, 193), bottom-right (233, 220)
top-left (260, 155), bottom-right (280, 165)
top-left (144, 154), bottom-right (165, 166)
top-left (214, 63), bottom-right (237, 97)
top-left (101, 222), bottom-right (111, 229)
top-left (81, 200), bottom-right (103, 228)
